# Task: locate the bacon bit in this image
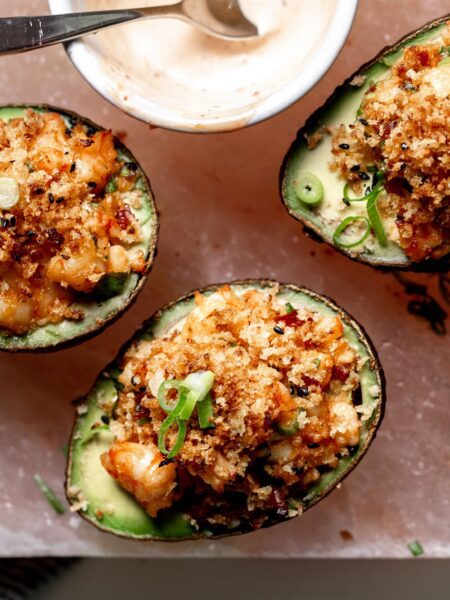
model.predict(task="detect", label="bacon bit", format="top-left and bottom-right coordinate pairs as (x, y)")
top-left (270, 489), bottom-right (289, 517)
top-left (303, 375), bottom-right (319, 387)
top-left (332, 365), bottom-right (349, 382)
top-left (115, 207), bottom-right (132, 230)
top-left (340, 529), bottom-right (354, 541)
top-left (275, 310), bottom-right (305, 327)
top-left (79, 138), bottom-right (95, 148)
top-left (135, 402), bottom-right (151, 420)
top-left (46, 227), bottom-right (64, 248)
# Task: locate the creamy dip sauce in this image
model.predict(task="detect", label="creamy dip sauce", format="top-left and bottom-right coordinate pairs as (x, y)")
top-left (82, 0), bottom-right (337, 126)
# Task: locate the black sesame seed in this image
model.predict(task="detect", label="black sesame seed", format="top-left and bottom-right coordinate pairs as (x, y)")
top-left (1, 218), bottom-right (8, 228)
top-left (70, 162), bottom-right (76, 173)
top-left (9, 215), bottom-right (16, 227)
top-left (359, 172), bottom-right (370, 181)
top-left (343, 198), bottom-right (351, 206)
top-left (56, 196), bottom-right (65, 204)
top-left (158, 458), bottom-right (175, 468)
top-left (139, 386), bottom-right (147, 393)
top-left (348, 445), bottom-right (359, 454)
top-left (124, 161), bottom-right (138, 172)
top-left (350, 164), bottom-right (360, 172)
top-left (359, 118), bottom-right (369, 126)
top-left (65, 128), bottom-right (72, 137)
top-left (339, 143), bottom-right (350, 150)
top-left (296, 386), bottom-right (309, 398)
top-left (100, 415), bottom-right (110, 425)
top-left (48, 192), bottom-right (54, 204)
top-left (274, 326), bottom-right (284, 335)
top-left (307, 442), bottom-right (320, 449)
top-left (87, 181), bottom-right (97, 189)
top-left (34, 187), bottom-right (44, 195)
top-left (401, 142), bottom-right (408, 150)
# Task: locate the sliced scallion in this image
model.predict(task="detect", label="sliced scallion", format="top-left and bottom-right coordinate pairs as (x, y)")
top-left (367, 187), bottom-right (387, 246)
top-left (158, 379), bottom-right (183, 413)
top-left (295, 173), bottom-right (324, 206)
top-left (34, 474), bottom-right (65, 515)
top-left (197, 393), bottom-right (214, 429)
top-left (333, 216), bottom-right (371, 248)
top-left (157, 371), bottom-right (215, 458)
top-left (408, 540), bottom-right (424, 557)
top-left (285, 302), bottom-right (295, 314)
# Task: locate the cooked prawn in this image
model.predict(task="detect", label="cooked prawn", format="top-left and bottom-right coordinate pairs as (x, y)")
top-left (101, 441), bottom-right (176, 517)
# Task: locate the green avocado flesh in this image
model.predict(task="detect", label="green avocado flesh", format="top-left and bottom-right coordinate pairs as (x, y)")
top-left (0, 105), bottom-right (158, 351)
top-left (67, 281), bottom-right (385, 541)
top-left (281, 17), bottom-right (448, 269)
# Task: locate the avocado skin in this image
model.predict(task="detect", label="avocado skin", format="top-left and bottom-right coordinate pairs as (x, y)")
top-left (66, 279), bottom-right (386, 541)
top-left (280, 15), bottom-right (450, 273)
top-left (0, 104), bottom-right (159, 353)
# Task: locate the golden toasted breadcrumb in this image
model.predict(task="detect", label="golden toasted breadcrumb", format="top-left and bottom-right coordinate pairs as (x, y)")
top-left (102, 286), bottom-right (364, 527)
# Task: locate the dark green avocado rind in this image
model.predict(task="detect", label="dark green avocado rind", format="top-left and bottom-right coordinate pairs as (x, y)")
top-left (281, 15), bottom-right (450, 272)
top-left (66, 280), bottom-right (385, 541)
top-left (0, 104), bottom-right (159, 352)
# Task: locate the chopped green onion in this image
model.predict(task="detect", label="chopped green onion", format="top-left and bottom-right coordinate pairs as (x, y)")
top-left (408, 540), bottom-right (424, 557)
top-left (197, 393), bottom-right (214, 429)
top-left (179, 371), bottom-right (215, 420)
top-left (158, 408), bottom-right (187, 459)
top-left (333, 216), bottom-right (371, 249)
top-left (367, 187), bottom-right (387, 246)
top-left (158, 380), bottom-right (183, 413)
top-left (182, 371), bottom-right (215, 401)
top-left (105, 177), bottom-right (118, 194)
top-left (295, 173), bottom-right (324, 206)
top-left (285, 302), bottom-right (295, 314)
top-left (343, 181), bottom-right (371, 203)
top-left (34, 474), bottom-right (65, 515)
top-left (275, 412), bottom-right (300, 438)
top-left (157, 371), bottom-right (215, 458)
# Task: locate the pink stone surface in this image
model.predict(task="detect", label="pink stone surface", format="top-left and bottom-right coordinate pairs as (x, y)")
top-left (0, 0), bottom-right (448, 557)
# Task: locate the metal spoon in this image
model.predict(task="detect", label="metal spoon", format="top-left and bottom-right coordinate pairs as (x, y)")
top-left (0, 0), bottom-right (259, 56)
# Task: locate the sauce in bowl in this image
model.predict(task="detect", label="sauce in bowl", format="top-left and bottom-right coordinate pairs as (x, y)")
top-left (55, 0), bottom-right (356, 131)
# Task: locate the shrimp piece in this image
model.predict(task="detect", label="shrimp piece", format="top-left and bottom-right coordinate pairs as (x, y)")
top-left (47, 238), bottom-right (106, 292)
top-left (315, 315), bottom-right (344, 342)
top-left (29, 112), bottom-right (68, 174)
top-left (0, 294), bottom-right (33, 334)
top-left (74, 130), bottom-right (117, 192)
top-left (101, 441), bottom-right (176, 517)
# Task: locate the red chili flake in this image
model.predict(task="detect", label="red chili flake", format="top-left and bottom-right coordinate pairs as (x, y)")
top-left (274, 310), bottom-right (305, 327)
top-left (332, 365), bottom-right (349, 382)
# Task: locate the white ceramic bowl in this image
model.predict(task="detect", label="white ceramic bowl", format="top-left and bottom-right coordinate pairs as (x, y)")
top-left (49, 0), bottom-right (358, 133)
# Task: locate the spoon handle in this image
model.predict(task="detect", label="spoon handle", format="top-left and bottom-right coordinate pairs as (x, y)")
top-left (0, 9), bottom-right (172, 55)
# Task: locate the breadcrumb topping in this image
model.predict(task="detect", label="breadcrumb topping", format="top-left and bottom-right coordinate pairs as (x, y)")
top-left (102, 286), bottom-right (364, 529)
top-left (331, 24), bottom-right (450, 261)
top-left (0, 109), bottom-right (147, 335)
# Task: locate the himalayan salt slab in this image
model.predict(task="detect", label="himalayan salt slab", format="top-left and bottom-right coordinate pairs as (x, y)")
top-left (0, 0), bottom-right (448, 557)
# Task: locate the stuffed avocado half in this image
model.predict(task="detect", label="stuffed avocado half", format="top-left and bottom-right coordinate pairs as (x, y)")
top-left (281, 16), bottom-right (450, 270)
top-left (67, 280), bottom-right (385, 541)
top-left (0, 105), bottom-right (158, 352)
